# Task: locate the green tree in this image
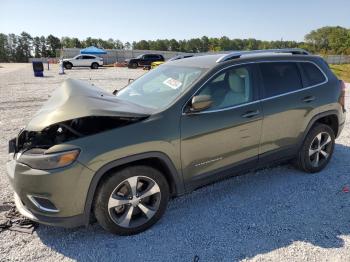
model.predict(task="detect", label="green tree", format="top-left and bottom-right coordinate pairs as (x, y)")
top-left (200, 36), bottom-right (210, 52)
top-left (16, 32), bottom-right (33, 62)
top-left (33, 36), bottom-right (41, 57)
top-left (0, 33), bottom-right (9, 62)
top-left (46, 34), bottom-right (61, 57)
top-left (305, 26), bottom-right (350, 54)
top-left (40, 36), bottom-right (48, 57)
top-left (124, 42), bottom-right (131, 50)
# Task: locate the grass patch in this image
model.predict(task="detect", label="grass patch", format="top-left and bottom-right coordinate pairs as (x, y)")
top-left (330, 64), bottom-right (350, 82)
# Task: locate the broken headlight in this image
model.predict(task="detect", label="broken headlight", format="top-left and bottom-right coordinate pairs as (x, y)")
top-left (18, 149), bottom-right (80, 170)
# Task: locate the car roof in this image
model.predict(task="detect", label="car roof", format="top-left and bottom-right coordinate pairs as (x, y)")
top-left (167, 54), bottom-right (224, 68)
top-left (166, 49), bottom-right (317, 69)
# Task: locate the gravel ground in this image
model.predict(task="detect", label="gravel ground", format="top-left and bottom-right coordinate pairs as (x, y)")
top-left (0, 63), bottom-right (349, 262)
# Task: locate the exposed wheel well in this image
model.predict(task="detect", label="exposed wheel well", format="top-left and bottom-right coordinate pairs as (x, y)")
top-left (314, 114), bottom-right (339, 137)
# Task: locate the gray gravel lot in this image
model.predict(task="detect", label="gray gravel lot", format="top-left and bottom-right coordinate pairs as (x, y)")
top-left (0, 63), bottom-right (350, 262)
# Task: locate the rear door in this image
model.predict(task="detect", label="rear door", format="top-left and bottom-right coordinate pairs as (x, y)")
top-left (151, 55), bottom-right (162, 62)
top-left (181, 64), bottom-right (263, 188)
top-left (82, 55), bottom-right (95, 66)
top-left (258, 61), bottom-right (324, 158)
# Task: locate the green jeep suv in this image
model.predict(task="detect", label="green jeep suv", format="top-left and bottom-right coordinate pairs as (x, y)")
top-left (6, 49), bottom-right (346, 235)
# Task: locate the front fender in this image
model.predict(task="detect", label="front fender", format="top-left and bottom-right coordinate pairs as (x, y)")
top-left (82, 151), bottom-right (185, 226)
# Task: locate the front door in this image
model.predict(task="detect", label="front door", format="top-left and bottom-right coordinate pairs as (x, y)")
top-left (180, 64), bottom-right (263, 189)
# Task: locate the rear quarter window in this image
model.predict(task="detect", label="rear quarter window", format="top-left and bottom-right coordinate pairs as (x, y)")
top-left (259, 62), bottom-right (303, 98)
top-left (299, 62), bottom-right (326, 87)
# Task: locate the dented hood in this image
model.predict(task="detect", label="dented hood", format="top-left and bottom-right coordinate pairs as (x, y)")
top-left (26, 79), bottom-right (153, 131)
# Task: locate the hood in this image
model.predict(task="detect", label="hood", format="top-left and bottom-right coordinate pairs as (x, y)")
top-left (26, 79), bottom-right (153, 131)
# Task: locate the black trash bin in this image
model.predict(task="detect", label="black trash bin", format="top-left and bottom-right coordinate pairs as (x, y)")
top-left (32, 61), bottom-right (44, 77)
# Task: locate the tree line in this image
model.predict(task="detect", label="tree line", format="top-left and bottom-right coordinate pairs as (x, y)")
top-left (0, 26), bottom-right (349, 62)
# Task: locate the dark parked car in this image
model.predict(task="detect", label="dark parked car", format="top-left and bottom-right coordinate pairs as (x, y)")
top-left (6, 49), bottom-right (346, 235)
top-left (125, 54), bottom-right (165, 68)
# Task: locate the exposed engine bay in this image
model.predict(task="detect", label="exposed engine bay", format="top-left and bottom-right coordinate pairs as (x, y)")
top-left (15, 116), bottom-right (144, 153)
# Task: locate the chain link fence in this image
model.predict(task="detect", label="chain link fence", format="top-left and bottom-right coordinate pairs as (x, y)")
top-left (56, 48), bottom-right (192, 65)
top-left (29, 49), bottom-right (350, 65)
top-left (323, 55), bottom-right (350, 64)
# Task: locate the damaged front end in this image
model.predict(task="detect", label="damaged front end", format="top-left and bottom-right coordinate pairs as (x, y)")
top-left (9, 116), bottom-right (144, 170)
top-left (13, 116), bottom-right (142, 154)
top-left (8, 78), bottom-right (152, 168)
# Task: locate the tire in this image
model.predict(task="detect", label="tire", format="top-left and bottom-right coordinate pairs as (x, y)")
top-left (129, 62), bottom-right (138, 69)
top-left (64, 62), bottom-right (72, 69)
top-left (93, 165), bottom-right (169, 235)
top-left (296, 123), bottom-right (335, 173)
top-left (91, 62), bottom-right (99, 69)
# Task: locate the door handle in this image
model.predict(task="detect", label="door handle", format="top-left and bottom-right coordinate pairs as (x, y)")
top-left (302, 96), bottom-right (316, 103)
top-left (241, 110), bottom-right (260, 118)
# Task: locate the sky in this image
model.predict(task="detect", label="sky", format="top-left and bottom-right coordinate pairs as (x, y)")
top-left (1, 0), bottom-right (350, 43)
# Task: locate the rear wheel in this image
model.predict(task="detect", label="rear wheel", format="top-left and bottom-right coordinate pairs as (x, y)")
top-left (94, 166), bottom-right (169, 235)
top-left (91, 62), bottom-right (99, 69)
top-left (296, 124), bottom-right (335, 173)
top-left (64, 62), bottom-right (72, 69)
top-left (129, 62), bottom-right (138, 69)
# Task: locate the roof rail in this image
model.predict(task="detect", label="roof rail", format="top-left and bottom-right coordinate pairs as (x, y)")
top-left (216, 48), bottom-right (310, 63)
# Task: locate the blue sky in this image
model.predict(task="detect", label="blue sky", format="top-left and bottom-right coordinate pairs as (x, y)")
top-left (1, 0), bottom-right (349, 42)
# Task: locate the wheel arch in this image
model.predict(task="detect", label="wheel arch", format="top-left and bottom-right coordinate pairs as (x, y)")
top-left (82, 152), bottom-right (185, 225)
top-left (301, 110), bottom-right (340, 148)
top-left (63, 61), bottom-right (73, 68)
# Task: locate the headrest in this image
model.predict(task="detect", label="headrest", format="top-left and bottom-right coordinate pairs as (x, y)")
top-left (228, 72), bottom-right (245, 93)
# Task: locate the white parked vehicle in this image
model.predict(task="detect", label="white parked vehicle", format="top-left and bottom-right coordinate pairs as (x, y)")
top-left (61, 54), bottom-right (103, 69)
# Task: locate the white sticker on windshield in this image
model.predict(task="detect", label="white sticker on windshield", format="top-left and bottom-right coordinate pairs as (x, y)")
top-left (163, 78), bottom-right (182, 89)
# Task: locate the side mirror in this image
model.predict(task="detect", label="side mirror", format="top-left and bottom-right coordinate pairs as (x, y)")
top-left (190, 95), bottom-right (213, 112)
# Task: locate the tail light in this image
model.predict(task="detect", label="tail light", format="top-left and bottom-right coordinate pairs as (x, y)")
top-left (339, 80), bottom-right (346, 112)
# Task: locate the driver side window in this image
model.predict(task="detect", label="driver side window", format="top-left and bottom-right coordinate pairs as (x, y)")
top-left (198, 65), bottom-right (253, 110)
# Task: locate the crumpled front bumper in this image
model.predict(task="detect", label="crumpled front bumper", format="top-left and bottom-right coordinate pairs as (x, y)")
top-left (6, 156), bottom-right (95, 228)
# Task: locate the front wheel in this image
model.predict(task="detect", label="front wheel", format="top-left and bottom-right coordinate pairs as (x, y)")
top-left (93, 166), bottom-right (169, 235)
top-left (296, 124), bottom-right (335, 173)
top-left (64, 62), bottom-right (72, 69)
top-left (91, 62), bottom-right (99, 69)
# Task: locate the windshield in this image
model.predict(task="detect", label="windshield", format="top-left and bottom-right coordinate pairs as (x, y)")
top-left (136, 54), bottom-right (143, 59)
top-left (116, 65), bottom-right (205, 110)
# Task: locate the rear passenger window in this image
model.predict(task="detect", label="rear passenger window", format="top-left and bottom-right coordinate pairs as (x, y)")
top-left (260, 62), bottom-right (302, 98)
top-left (299, 62), bottom-right (326, 87)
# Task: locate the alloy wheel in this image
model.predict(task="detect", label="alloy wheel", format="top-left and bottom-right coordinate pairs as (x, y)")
top-left (107, 176), bottom-right (161, 228)
top-left (308, 131), bottom-right (333, 167)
